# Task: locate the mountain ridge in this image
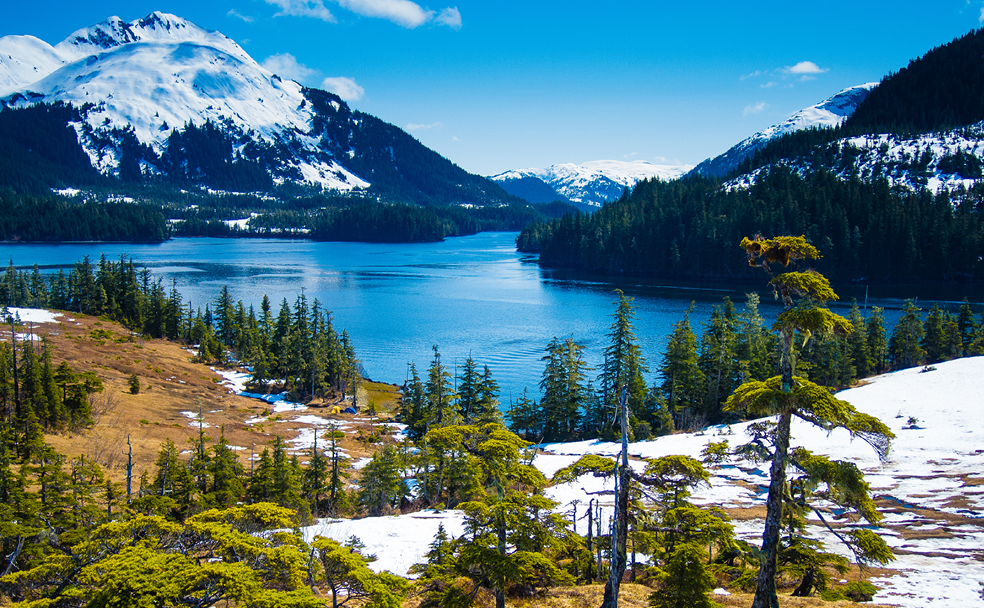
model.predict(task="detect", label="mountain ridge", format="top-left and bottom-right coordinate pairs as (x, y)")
top-left (0, 12), bottom-right (519, 207)
top-left (491, 159), bottom-right (692, 207)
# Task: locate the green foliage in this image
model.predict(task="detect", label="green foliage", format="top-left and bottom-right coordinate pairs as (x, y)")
top-left (648, 542), bottom-right (721, 608)
top-left (890, 300), bottom-right (926, 369)
top-left (128, 373), bottom-right (140, 395)
top-left (551, 454), bottom-right (616, 484)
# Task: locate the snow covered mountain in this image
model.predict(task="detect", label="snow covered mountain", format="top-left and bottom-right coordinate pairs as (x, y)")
top-left (691, 83), bottom-right (878, 178)
top-left (491, 159), bottom-right (693, 207)
top-left (0, 12), bottom-right (513, 204)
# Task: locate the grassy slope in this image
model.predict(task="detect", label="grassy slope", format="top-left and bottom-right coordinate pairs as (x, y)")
top-left (16, 310), bottom-right (399, 483)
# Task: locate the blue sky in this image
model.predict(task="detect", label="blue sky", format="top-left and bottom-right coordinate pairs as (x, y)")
top-left (4, 1), bottom-right (984, 175)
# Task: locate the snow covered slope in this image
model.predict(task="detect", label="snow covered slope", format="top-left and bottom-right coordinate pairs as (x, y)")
top-left (692, 83), bottom-right (878, 178)
top-left (491, 159), bottom-right (693, 207)
top-left (297, 357), bottom-right (984, 606)
top-left (0, 12), bottom-right (366, 191)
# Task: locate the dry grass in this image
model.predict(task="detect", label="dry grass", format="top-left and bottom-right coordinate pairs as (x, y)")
top-left (398, 582), bottom-right (900, 608)
top-left (12, 312), bottom-right (400, 484)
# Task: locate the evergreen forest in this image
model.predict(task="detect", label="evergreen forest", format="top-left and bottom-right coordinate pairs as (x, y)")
top-left (517, 166), bottom-right (984, 282)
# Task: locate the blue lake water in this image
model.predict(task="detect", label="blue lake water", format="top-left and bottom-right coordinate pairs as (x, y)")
top-left (1, 233), bottom-right (980, 400)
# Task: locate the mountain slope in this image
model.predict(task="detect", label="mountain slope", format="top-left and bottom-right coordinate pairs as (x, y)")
top-left (0, 12), bottom-right (517, 206)
top-left (491, 159), bottom-right (692, 207)
top-left (691, 83), bottom-right (877, 178)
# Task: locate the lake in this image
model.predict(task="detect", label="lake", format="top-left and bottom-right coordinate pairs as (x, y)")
top-left (1, 233), bottom-right (981, 401)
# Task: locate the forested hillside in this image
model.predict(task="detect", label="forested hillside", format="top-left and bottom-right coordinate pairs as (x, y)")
top-left (517, 167), bottom-right (984, 282)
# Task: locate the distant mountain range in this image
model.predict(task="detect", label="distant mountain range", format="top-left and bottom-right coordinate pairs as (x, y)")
top-left (490, 160), bottom-right (693, 208)
top-left (0, 12), bottom-right (518, 206)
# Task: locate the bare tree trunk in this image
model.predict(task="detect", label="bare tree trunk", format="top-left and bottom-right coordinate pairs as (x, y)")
top-left (751, 411), bottom-right (790, 608)
top-left (587, 498), bottom-right (594, 584)
top-left (601, 389), bottom-right (629, 608)
top-left (496, 511), bottom-right (506, 608)
top-left (752, 290), bottom-right (795, 608)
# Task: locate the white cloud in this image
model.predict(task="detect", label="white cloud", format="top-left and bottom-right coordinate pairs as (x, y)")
top-left (743, 102), bottom-right (767, 116)
top-left (227, 9), bottom-right (255, 22)
top-left (322, 76), bottom-right (365, 101)
top-left (335, 0), bottom-right (431, 28)
top-left (761, 81), bottom-right (778, 89)
top-left (980, 6), bottom-right (984, 23)
top-left (262, 53), bottom-right (320, 84)
top-left (406, 122), bottom-right (442, 130)
top-left (740, 70), bottom-right (764, 81)
top-left (784, 61), bottom-right (827, 75)
top-left (452, 136), bottom-right (460, 142)
top-left (265, 0), bottom-right (336, 22)
top-left (270, 0), bottom-right (462, 29)
top-left (436, 7), bottom-right (462, 29)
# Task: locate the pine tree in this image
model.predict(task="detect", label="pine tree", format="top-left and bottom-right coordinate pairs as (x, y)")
top-left (890, 300), bottom-right (925, 369)
top-left (727, 235), bottom-right (894, 608)
top-left (866, 307), bottom-right (889, 374)
top-left (660, 310), bottom-right (705, 431)
top-left (600, 291), bottom-right (648, 427)
top-left (847, 301), bottom-right (871, 378)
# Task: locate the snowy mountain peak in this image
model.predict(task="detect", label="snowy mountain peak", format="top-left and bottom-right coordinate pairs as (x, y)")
top-left (757, 83), bottom-right (878, 141)
top-left (692, 83), bottom-right (878, 178)
top-left (54, 12), bottom-right (249, 64)
top-left (491, 159), bottom-right (693, 207)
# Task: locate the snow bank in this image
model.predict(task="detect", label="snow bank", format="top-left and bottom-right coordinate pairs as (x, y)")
top-left (302, 511), bottom-right (468, 578)
top-left (5, 307), bottom-right (62, 324)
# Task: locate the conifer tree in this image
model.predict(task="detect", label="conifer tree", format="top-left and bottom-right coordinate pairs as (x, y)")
top-left (660, 310), bottom-right (705, 431)
top-left (600, 291), bottom-right (648, 427)
top-left (866, 307), bottom-right (889, 374)
top-left (208, 427), bottom-right (244, 508)
top-left (474, 365), bottom-right (503, 425)
top-left (847, 301), bottom-right (871, 378)
top-left (357, 445), bottom-right (408, 516)
top-left (540, 337), bottom-right (591, 441)
top-left (425, 346), bottom-right (458, 428)
top-left (890, 300), bottom-right (925, 369)
top-left (698, 299), bottom-right (739, 423)
top-left (727, 235), bottom-right (894, 608)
